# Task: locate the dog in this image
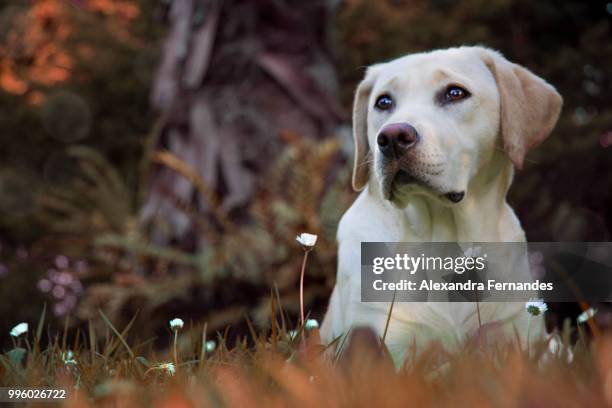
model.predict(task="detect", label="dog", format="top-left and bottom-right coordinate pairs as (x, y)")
top-left (320, 46), bottom-right (563, 365)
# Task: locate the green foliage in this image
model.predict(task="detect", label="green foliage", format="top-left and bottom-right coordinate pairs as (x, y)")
top-left (74, 136), bottom-right (352, 341)
top-left (39, 146), bottom-right (134, 236)
top-left (0, 0), bottom-right (160, 343)
top-left (0, 0), bottom-right (160, 241)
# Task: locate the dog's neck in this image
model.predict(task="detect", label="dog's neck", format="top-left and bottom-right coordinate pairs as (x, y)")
top-left (369, 151), bottom-right (525, 242)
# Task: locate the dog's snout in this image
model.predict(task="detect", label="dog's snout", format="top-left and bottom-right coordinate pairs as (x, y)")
top-left (377, 123), bottom-right (419, 158)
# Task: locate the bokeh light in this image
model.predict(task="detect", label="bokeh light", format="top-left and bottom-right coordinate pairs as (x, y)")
top-left (37, 255), bottom-right (86, 317)
top-left (41, 91), bottom-right (92, 143)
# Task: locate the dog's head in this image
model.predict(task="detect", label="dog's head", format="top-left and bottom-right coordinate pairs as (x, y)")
top-left (351, 46), bottom-right (562, 206)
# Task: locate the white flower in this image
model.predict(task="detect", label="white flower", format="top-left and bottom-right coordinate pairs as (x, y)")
top-left (296, 233), bottom-right (318, 248)
top-left (305, 319), bottom-right (319, 330)
top-left (205, 340), bottom-right (216, 353)
top-left (525, 298), bottom-right (548, 316)
top-left (10, 322), bottom-right (28, 337)
top-left (287, 330), bottom-right (298, 340)
top-left (169, 318), bottom-right (184, 331)
top-left (577, 307), bottom-right (597, 324)
top-left (158, 362), bottom-right (176, 376)
top-left (62, 350), bottom-right (77, 366)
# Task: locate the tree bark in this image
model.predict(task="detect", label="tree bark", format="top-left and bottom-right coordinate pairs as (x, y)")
top-left (141, 0), bottom-right (345, 249)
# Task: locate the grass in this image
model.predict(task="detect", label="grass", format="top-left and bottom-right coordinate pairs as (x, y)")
top-left (1, 303), bottom-right (611, 407)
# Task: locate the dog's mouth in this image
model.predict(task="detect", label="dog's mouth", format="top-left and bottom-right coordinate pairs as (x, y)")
top-left (381, 169), bottom-right (424, 201)
top-left (382, 169), bottom-right (465, 204)
top-left (393, 169), bottom-right (418, 186)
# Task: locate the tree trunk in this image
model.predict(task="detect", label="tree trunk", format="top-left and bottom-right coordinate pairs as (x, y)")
top-left (141, 0), bottom-right (345, 250)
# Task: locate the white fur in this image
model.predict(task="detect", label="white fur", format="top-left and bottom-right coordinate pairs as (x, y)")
top-left (321, 47), bottom-right (562, 365)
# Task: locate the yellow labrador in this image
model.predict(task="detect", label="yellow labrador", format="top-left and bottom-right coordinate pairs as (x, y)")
top-left (320, 46), bottom-right (562, 364)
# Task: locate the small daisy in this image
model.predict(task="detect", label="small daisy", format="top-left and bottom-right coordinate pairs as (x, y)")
top-left (296, 233), bottom-right (318, 248)
top-left (205, 340), bottom-right (216, 353)
top-left (296, 233), bottom-right (317, 329)
top-left (62, 350), bottom-right (77, 366)
top-left (169, 318), bottom-right (184, 331)
top-left (577, 307), bottom-right (597, 324)
top-left (158, 362), bottom-right (176, 376)
top-left (525, 298), bottom-right (548, 316)
top-left (305, 319), bottom-right (319, 330)
top-left (10, 322), bottom-right (28, 338)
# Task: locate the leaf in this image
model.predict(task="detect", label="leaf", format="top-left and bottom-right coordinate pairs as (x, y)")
top-left (99, 309), bottom-right (136, 359)
top-left (36, 303), bottom-right (47, 347)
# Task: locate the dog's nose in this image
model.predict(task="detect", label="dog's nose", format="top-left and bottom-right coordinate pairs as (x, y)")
top-left (376, 123), bottom-right (419, 158)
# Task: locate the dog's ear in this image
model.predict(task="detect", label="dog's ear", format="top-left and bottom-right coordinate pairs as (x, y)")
top-left (352, 66), bottom-right (380, 191)
top-left (479, 48), bottom-right (563, 170)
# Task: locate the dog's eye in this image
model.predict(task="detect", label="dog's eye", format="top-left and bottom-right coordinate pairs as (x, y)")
top-left (374, 94), bottom-right (394, 111)
top-left (443, 86), bottom-right (470, 103)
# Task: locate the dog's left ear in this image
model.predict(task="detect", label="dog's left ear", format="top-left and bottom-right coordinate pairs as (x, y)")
top-left (351, 65), bottom-right (381, 191)
top-left (479, 48), bottom-right (563, 170)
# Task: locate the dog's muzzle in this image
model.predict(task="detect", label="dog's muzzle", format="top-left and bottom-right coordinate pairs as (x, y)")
top-left (377, 123), bottom-right (465, 204)
top-left (377, 122), bottom-right (422, 194)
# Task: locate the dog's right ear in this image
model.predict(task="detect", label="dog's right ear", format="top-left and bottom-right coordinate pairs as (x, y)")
top-left (477, 48), bottom-right (563, 170)
top-left (352, 66), bottom-right (380, 191)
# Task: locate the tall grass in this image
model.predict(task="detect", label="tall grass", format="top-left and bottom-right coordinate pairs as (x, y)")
top-left (1, 304), bottom-right (610, 407)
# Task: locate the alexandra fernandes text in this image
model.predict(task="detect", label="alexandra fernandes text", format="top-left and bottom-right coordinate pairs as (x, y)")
top-left (372, 279), bottom-right (554, 292)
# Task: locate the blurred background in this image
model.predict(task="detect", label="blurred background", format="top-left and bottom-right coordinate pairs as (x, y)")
top-left (0, 0), bottom-right (610, 347)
